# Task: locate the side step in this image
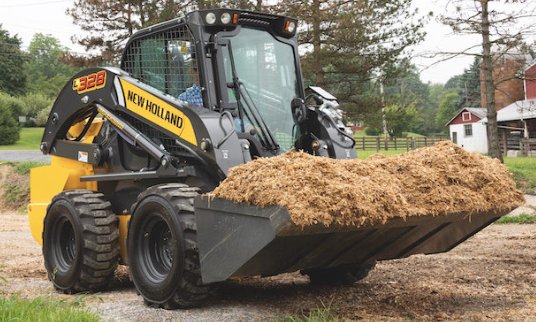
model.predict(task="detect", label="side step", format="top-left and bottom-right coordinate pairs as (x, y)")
top-left (194, 196), bottom-right (505, 284)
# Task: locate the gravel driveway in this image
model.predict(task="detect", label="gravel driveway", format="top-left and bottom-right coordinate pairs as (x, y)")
top-left (2, 206), bottom-right (536, 321)
top-left (0, 150), bottom-right (50, 163)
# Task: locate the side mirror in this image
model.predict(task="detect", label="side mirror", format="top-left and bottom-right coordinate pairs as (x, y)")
top-left (291, 98), bottom-right (307, 124)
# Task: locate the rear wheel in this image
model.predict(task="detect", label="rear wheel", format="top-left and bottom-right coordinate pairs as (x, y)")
top-left (302, 261), bottom-right (376, 285)
top-left (127, 183), bottom-right (210, 309)
top-left (43, 190), bottom-right (119, 293)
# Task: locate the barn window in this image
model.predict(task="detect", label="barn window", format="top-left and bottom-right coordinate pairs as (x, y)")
top-left (464, 124), bottom-right (473, 137)
top-left (462, 112), bottom-right (472, 122)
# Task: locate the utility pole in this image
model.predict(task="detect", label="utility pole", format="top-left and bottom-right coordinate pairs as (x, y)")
top-left (380, 80), bottom-right (388, 140)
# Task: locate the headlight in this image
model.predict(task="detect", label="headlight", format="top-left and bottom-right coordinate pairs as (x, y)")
top-left (205, 12), bottom-right (216, 25)
top-left (221, 12), bottom-right (231, 24)
top-left (285, 20), bottom-right (296, 33)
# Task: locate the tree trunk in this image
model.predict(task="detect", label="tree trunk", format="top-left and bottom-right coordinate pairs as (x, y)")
top-left (480, 0), bottom-right (503, 162)
top-left (136, 0), bottom-right (146, 28)
top-left (127, 2), bottom-right (133, 36)
top-left (312, 0), bottom-right (324, 86)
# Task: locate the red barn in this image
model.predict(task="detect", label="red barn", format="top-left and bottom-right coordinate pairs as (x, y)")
top-left (525, 61), bottom-right (536, 100)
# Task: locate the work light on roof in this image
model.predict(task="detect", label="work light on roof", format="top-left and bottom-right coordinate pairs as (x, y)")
top-left (205, 12), bottom-right (216, 25)
top-left (286, 20), bottom-right (296, 33)
top-left (221, 12), bottom-right (231, 24)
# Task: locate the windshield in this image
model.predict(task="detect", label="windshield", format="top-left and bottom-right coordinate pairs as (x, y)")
top-left (222, 28), bottom-right (299, 152)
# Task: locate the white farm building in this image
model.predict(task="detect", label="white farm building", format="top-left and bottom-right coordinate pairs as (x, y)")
top-left (446, 108), bottom-right (488, 154)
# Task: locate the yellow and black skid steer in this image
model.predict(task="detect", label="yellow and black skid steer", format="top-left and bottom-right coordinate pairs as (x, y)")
top-left (28, 9), bottom-right (513, 309)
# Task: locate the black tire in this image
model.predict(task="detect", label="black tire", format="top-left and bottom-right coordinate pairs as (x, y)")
top-left (43, 190), bottom-right (119, 293)
top-left (302, 261), bottom-right (376, 285)
top-left (127, 183), bottom-right (210, 309)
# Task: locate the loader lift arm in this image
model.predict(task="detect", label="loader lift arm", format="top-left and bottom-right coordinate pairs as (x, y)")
top-left (39, 67), bottom-right (238, 191)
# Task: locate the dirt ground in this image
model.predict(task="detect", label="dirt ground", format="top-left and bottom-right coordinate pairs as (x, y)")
top-left (2, 211), bottom-right (536, 321)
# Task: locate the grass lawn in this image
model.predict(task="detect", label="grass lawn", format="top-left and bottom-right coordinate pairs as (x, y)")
top-left (496, 213), bottom-right (536, 224)
top-left (0, 127), bottom-right (44, 150)
top-left (357, 149), bottom-right (408, 159)
top-left (504, 157), bottom-right (536, 193)
top-left (353, 129), bottom-right (425, 138)
top-left (0, 296), bottom-right (99, 322)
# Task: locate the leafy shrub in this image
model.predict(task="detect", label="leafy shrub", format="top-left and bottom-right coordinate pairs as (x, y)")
top-left (21, 93), bottom-right (53, 127)
top-left (0, 92), bottom-right (24, 120)
top-left (35, 105), bottom-right (52, 127)
top-left (364, 127), bottom-right (380, 136)
top-left (0, 102), bottom-right (20, 145)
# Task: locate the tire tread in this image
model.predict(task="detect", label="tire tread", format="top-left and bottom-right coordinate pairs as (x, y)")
top-left (131, 183), bottom-right (209, 309)
top-left (44, 190), bottom-right (119, 293)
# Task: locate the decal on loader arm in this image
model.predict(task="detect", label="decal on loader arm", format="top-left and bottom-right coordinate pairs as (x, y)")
top-left (119, 78), bottom-right (198, 146)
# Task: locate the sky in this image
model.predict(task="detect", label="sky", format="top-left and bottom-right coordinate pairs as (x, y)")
top-left (0, 0), bottom-right (533, 84)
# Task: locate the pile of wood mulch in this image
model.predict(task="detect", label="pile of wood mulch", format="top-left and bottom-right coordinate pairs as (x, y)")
top-left (211, 141), bottom-right (525, 227)
top-left (0, 164), bottom-right (30, 211)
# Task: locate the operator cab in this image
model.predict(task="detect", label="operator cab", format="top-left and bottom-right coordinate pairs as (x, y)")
top-left (120, 9), bottom-right (303, 156)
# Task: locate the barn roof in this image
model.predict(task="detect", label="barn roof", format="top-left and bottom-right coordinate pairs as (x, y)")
top-left (465, 108), bottom-right (487, 119)
top-left (480, 100), bottom-right (536, 123)
top-left (445, 107), bottom-right (487, 126)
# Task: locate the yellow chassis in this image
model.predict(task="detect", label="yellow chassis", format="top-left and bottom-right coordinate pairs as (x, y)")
top-left (28, 120), bottom-right (130, 262)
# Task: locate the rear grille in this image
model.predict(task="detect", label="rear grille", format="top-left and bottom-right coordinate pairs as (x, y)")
top-left (238, 17), bottom-right (270, 27)
top-left (238, 12), bottom-right (277, 28)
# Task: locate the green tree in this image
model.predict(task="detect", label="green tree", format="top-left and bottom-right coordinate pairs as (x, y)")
top-left (425, 84), bottom-right (449, 134)
top-left (67, 1), bottom-right (267, 62)
top-left (365, 103), bottom-right (420, 137)
top-left (24, 33), bottom-right (78, 97)
top-left (384, 104), bottom-right (419, 136)
top-left (382, 62), bottom-right (429, 134)
top-left (0, 92), bottom-right (25, 120)
top-left (348, 61), bottom-right (432, 136)
top-left (0, 25), bottom-right (26, 96)
top-left (459, 57), bottom-right (481, 107)
top-left (435, 92), bottom-right (462, 131)
top-left (444, 57), bottom-right (481, 110)
top-left (278, 0), bottom-right (427, 118)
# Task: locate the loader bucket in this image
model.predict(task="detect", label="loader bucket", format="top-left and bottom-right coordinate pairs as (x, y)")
top-left (194, 196), bottom-right (507, 284)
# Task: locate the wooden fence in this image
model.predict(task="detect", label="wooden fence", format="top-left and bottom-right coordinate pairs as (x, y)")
top-left (521, 138), bottom-right (536, 156)
top-left (500, 136), bottom-right (536, 156)
top-left (354, 136), bottom-right (449, 151)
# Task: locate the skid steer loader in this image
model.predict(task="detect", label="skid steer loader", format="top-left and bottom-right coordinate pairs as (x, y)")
top-left (28, 9), bottom-right (513, 309)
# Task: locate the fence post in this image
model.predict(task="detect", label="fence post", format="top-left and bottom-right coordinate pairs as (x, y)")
top-left (424, 137), bottom-right (428, 147)
top-left (376, 137), bottom-right (380, 151)
top-left (394, 137), bottom-right (397, 150)
top-left (362, 137), bottom-right (365, 151)
top-left (406, 137), bottom-right (409, 151)
top-left (501, 131), bottom-right (507, 155)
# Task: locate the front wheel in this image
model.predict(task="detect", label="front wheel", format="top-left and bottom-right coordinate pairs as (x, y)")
top-left (127, 183), bottom-right (210, 309)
